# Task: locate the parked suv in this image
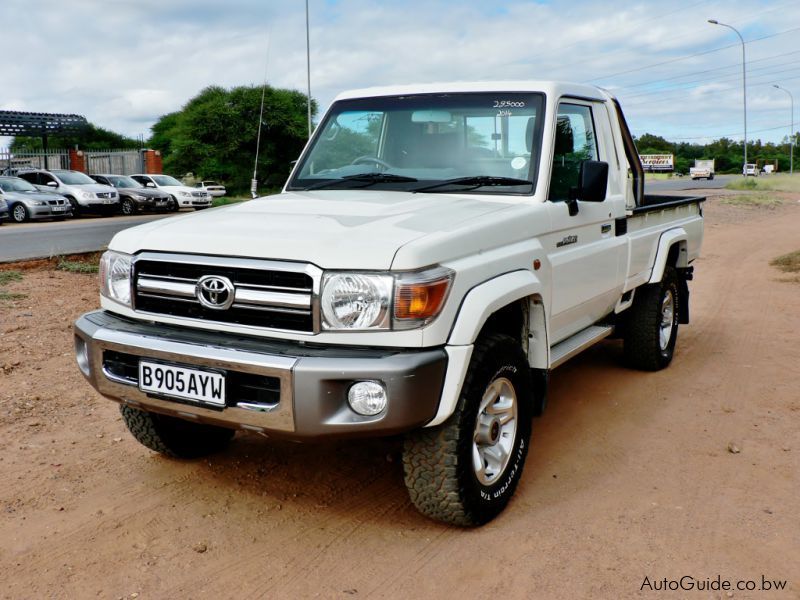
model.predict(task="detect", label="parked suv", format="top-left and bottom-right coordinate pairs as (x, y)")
top-left (90, 174), bottom-right (171, 215)
top-left (17, 169), bottom-right (118, 216)
top-left (130, 174), bottom-right (211, 210)
top-left (0, 176), bottom-right (72, 222)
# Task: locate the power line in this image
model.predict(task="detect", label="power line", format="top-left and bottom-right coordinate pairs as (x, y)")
top-left (585, 25), bottom-right (800, 83)
top-left (658, 122), bottom-right (796, 141)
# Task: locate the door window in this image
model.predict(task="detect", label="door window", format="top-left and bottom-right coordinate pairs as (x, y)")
top-left (548, 103), bottom-right (598, 201)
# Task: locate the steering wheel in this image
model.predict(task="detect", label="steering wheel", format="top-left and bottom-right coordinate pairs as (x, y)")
top-left (351, 156), bottom-right (393, 171)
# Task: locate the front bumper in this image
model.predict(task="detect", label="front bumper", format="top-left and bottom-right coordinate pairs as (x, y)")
top-left (74, 310), bottom-right (447, 440)
top-left (30, 205), bottom-right (72, 218)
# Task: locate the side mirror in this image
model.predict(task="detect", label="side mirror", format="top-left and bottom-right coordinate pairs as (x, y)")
top-left (146, 182), bottom-right (156, 188)
top-left (566, 160), bottom-right (608, 216)
top-left (46, 181), bottom-right (58, 187)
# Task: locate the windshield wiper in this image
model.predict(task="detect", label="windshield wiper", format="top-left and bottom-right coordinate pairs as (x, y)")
top-left (301, 172), bottom-right (418, 191)
top-left (412, 175), bottom-right (531, 193)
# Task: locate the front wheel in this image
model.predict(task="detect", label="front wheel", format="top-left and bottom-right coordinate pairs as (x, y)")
top-left (11, 204), bottom-right (28, 223)
top-left (623, 266), bottom-right (680, 371)
top-left (120, 405), bottom-right (235, 458)
top-left (120, 198), bottom-right (136, 215)
top-left (66, 196), bottom-right (81, 217)
top-left (403, 333), bottom-right (533, 526)
top-left (168, 196), bottom-right (179, 212)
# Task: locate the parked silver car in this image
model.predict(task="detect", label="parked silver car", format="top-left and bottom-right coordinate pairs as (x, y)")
top-left (0, 176), bottom-right (73, 222)
top-left (17, 168), bottom-right (118, 216)
top-left (0, 195), bottom-right (8, 224)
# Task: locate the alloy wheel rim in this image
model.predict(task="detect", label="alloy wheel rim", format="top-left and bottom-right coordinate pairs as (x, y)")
top-left (659, 289), bottom-right (675, 351)
top-left (472, 377), bottom-right (518, 486)
top-left (13, 205), bottom-right (26, 222)
top-left (122, 200), bottom-right (133, 214)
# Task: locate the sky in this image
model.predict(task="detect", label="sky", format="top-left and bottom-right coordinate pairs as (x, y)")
top-left (1, 0), bottom-right (798, 148)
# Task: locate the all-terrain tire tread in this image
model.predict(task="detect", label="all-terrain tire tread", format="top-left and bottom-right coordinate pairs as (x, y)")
top-left (623, 266), bottom-right (679, 371)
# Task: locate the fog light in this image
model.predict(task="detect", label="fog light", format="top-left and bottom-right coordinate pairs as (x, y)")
top-left (75, 336), bottom-right (90, 377)
top-left (347, 381), bottom-right (387, 416)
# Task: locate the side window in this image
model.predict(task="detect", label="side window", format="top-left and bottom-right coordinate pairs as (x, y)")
top-left (41, 173), bottom-right (56, 186)
top-left (548, 103), bottom-right (598, 201)
top-left (18, 172), bottom-right (37, 185)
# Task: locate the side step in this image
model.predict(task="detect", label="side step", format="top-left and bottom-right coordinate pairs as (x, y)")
top-left (549, 325), bottom-right (614, 369)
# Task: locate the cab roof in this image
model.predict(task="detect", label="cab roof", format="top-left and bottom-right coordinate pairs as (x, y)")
top-left (334, 81), bottom-right (610, 102)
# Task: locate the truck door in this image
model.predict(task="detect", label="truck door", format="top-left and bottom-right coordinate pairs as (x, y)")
top-left (543, 100), bottom-right (627, 344)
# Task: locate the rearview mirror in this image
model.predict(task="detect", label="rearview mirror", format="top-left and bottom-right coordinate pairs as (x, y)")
top-left (411, 110), bottom-right (452, 124)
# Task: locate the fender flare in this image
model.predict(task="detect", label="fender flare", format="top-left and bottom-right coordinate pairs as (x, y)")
top-left (648, 228), bottom-right (688, 284)
top-left (426, 270), bottom-right (547, 428)
top-left (448, 270), bottom-right (544, 346)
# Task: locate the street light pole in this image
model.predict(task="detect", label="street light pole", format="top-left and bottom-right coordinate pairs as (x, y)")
top-left (305, 0), bottom-right (312, 138)
top-left (773, 84), bottom-right (794, 175)
top-left (708, 19), bottom-right (747, 174)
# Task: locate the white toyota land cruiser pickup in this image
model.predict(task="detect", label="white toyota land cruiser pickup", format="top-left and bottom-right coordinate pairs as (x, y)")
top-left (75, 81), bottom-right (704, 526)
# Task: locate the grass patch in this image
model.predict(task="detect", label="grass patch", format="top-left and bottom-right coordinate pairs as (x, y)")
top-left (0, 291), bottom-right (26, 302)
top-left (56, 259), bottom-right (99, 274)
top-left (0, 271), bottom-right (23, 286)
top-left (212, 195), bottom-right (250, 208)
top-left (721, 193), bottom-right (782, 206)
top-left (725, 173), bottom-right (800, 193)
top-left (770, 250), bottom-right (800, 273)
top-left (0, 270), bottom-right (26, 304)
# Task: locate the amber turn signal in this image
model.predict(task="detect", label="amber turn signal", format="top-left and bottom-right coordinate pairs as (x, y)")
top-left (395, 276), bottom-right (451, 321)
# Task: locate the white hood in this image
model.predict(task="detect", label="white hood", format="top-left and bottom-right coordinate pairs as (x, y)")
top-left (109, 190), bottom-right (514, 270)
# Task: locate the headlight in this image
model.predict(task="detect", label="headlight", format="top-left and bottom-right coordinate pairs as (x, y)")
top-left (99, 250), bottom-right (133, 306)
top-left (179, 191), bottom-right (191, 197)
top-left (321, 273), bottom-right (392, 330)
top-left (320, 266), bottom-right (453, 331)
top-left (32, 200), bottom-right (47, 206)
top-left (134, 195), bottom-right (147, 201)
top-left (80, 190), bottom-right (93, 199)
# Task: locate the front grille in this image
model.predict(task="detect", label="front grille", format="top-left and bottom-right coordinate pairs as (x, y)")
top-left (103, 350), bottom-right (281, 408)
top-left (97, 192), bottom-right (114, 199)
top-left (47, 199), bottom-right (65, 206)
top-left (191, 191), bottom-right (207, 198)
top-left (133, 254), bottom-right (317, 332)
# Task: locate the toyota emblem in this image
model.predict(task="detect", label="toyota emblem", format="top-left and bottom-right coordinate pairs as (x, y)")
top-left (196, 275), bottom-right (235, 310)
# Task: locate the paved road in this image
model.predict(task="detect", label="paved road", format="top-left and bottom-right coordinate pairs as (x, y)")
top-left (0, 175), bottom-right (733, 263)
top-left (645, 174), bottom-right (733, 192)
top-left (0, 213), bottom-right (169, 262)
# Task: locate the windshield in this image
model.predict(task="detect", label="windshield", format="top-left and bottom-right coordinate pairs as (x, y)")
top-left (107, 175), bottom-right (141, 188)
top-left (0, 177), bottom-right (38, 192)
top-left (288, 92), bottom-right (544, 194)
top-left (152, 175), bottom-right (183, 186)
top-left (53, 170), bottom-right (96, 185)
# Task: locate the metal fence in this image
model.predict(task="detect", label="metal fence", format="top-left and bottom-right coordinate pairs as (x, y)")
top-left (0, 148), bottom-right (70, 173)
top-left (0, 148), bottom-right (145, 175)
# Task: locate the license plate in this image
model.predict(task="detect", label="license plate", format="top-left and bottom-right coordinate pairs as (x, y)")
top-left (138, 361), bottom-right (225, 406)
top-left (52, 206), bottom-right (65, 212)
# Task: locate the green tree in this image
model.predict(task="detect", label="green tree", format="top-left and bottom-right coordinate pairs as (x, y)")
top-left (149, 84), bottom-right (316, 193)
top-left (10, 123), bottom-right (140, 152)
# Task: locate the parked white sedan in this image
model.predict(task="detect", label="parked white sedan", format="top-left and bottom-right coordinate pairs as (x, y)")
top-left (195, 180), bottom-right (226, 198)
top-left (130, 174), bottom-right (212, 210)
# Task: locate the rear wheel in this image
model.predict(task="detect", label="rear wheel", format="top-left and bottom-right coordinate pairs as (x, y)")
top-left (168, 196), bottom-right (179, 212)
top-left (11, 204), bottom-right (28, 223)
top-left (623, 266), bottom-right (680, 371)
top-left (403, 333), bottom-right (533, 526)
top-left (120, 405), bottom-right (235, 458)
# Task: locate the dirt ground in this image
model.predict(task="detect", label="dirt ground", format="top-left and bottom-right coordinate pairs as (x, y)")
top-left (1, 191), bottom-right (799, 599)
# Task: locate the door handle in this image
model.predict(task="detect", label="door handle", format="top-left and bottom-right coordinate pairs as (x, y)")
top-left (601, 223), bottom-right (612, 234)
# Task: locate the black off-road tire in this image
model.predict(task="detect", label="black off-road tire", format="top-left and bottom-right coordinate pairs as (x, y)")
top-left (120, 405), bottom-right (235, 458)
top-left (402, 333), bottom-right (534, 526)
top-left (623, 266), bottom-right (680, 371)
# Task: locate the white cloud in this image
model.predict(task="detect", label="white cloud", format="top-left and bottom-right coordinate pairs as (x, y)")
top-left (1, 0), bottom-right (798, 148)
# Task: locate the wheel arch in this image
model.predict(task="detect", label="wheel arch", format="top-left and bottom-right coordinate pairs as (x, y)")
top-left (648, 228), bottom-right (689, 284)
